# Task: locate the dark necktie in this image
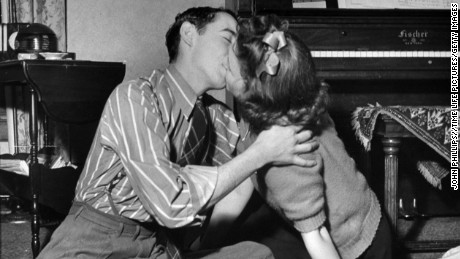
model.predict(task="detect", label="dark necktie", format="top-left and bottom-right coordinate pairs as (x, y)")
top-left (178, 97), bottom-right (210, 166)
top-left (174, 96), bottom-right (212, 250)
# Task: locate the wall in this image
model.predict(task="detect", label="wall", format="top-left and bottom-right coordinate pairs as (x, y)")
top-left (67, 0), bottom-right (231, 102)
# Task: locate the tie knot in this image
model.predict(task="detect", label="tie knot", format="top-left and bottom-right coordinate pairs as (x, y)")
top-left (195, 97), bottom-right (203, 107)
top-left (193, 98), bottom-right (206, 118)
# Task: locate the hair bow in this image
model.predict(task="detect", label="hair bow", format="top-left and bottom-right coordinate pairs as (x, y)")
top-left (256, 31), bottom-right (287, 78)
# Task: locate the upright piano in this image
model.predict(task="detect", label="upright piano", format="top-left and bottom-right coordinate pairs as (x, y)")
top-left (252, 7), bottom-right (451, 154)
top-left (237, 5), bottom-right (450, 104)
top-left (235, 0), bottom-right (452, 254)
top-left (236, 2), bottom-right (450, 163)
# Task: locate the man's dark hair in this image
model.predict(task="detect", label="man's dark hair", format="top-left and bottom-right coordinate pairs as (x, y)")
top-left (165, 7), bottom-right (237, 63)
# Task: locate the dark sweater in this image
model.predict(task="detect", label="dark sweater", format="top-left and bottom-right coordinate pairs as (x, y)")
top-left (243, 113), bottom-right (381, 259)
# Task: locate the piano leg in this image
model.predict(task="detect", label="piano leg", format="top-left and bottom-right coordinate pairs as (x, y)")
top-left (381, 137), bottom-right (401, 234)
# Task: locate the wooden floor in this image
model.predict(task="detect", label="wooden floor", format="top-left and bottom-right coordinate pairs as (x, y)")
top-left (397, 217), bottom-right (459, 259)
top-left (0, 199), bottom-right (57, 259)
top-left (0, 198), bottom-right (457, 259)
top-left (1, 221), bottom-right (35, 259)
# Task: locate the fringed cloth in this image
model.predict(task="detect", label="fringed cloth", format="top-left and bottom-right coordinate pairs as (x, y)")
top-left (352, 105), bottom-right (451, 189)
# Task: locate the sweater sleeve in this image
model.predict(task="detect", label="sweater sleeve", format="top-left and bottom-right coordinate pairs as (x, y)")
top-left (254, 151), bottom-right (326, 233)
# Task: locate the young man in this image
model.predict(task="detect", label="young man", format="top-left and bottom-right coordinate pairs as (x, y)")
top-left (38, 7), bottom-right (317, 259)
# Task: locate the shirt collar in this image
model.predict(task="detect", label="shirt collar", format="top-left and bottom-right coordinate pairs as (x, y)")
top-left (165, 64), bottom-right (199, 120)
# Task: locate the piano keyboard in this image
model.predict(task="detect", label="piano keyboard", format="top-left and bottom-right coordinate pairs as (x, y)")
top-left (311, 51), bottom-right (450, 58)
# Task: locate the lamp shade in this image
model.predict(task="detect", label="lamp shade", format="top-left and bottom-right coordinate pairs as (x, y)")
top-left (15, 23), bottom-right (58, 53)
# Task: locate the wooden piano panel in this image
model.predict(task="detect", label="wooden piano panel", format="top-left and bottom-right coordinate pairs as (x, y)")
top-left (282, 9), bottom-right (450, 51)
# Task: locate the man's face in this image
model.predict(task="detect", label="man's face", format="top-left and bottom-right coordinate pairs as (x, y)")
top-left (191, 12), bottom-right (237, 91)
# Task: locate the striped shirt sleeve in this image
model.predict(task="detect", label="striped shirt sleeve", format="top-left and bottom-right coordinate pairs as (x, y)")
top-left (99, 82), bottom-right (218, 228)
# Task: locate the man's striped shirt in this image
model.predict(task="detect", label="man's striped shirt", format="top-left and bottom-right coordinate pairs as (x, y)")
top-left (74, 65), bottom-right (239, 228)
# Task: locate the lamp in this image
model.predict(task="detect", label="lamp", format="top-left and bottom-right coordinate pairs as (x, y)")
top-left (14, 23), bottom-right (58, 53)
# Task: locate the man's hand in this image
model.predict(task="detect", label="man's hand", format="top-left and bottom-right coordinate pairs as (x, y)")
top-left (251, 125), bottom-right (319, 167)
top-left (211, 125), bottom-right (317, 208)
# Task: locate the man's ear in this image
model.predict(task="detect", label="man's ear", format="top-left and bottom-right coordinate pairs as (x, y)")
top-left (180, 21), bottom-right (196, 47)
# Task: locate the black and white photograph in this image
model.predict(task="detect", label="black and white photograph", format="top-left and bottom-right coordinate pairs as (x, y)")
top-left (0, 0), bottom-right (457, 258)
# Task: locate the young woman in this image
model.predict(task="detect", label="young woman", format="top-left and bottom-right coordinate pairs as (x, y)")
top-left (224, 14), bottom-right (393, 259)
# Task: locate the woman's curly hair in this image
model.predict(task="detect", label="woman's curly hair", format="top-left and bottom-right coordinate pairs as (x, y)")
top-left (235, 14), bottom-right (329, 134)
